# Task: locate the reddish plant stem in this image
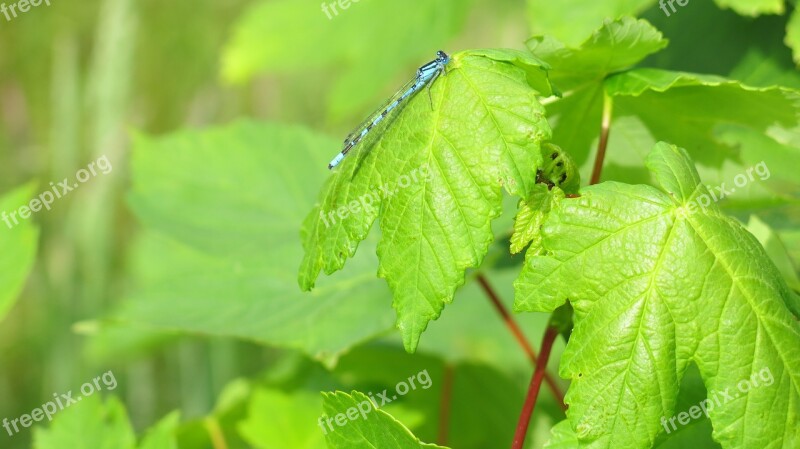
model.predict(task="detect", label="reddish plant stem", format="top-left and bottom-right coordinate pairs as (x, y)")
top-left (589, 93), bottom-right (614, 185)
top-left (511, 326), bottom-right (559, 449)
top-left (437, 364), bottom-right (455, 445)
top-left (509, 84), bottom-right (613, 449)
top-left (476, 274), bottom-right (566, 410)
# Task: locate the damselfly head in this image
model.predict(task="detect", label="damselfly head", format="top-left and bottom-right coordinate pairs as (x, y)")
top-left (436, 50), bottom-right (450, 64)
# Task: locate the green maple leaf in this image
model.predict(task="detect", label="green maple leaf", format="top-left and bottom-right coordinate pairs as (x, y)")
top-left (515, 142), bottom-right (800, 448)
top-left (528, 16), bottom-right (800, 194)
top-left (605, 68), bottom-right (800, 168)
top-left (299, 50), bottom-right (553, 351)
top-left (116, 121), bottom-right (396, 364)
top-left (321, 391), bottom-right (447, 449)
top-left (526, 17), bottom-right (668, 170)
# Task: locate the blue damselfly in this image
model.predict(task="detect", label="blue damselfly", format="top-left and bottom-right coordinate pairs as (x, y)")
top-left (328, 50), bottom-right (451, 169)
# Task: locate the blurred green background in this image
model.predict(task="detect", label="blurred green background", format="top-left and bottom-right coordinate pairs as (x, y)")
top-left (0, 0), bottom-right (798, 448)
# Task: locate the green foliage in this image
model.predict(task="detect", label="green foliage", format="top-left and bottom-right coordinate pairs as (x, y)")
top-left (526, 0), bottom-right (657, 47)
top-left (509, 143), bottom-right (584, 258)
top-left (511, 184), bottom-right (561, 256)
top-left (548, 365), bottom-right (725, 449)
top-left (515, 142), bottom-right (800, 448)
top-left (299, 50), bottom-right (553, 352)
top-left (239, 389), bottom-right (325, 449)
top-left (33, 396), bottom-right (179, 449)
top-left (412, 267), bottom-right (566, 390)
top-left (221, 0), bottom-right (470, 120)
top-left (605, 69), bottom-right (800, 169)
top-left (3, 0), bottom-right (800, 448)
top-left (295, 14), bottom-right (800, 448)
top-left (116, 121), bottom-right (396, 363)
top-left (529, 16), bottom-right (800, 197)
top-left (748, 215), bottom-right (800, 302)
top-left (526, 17), bottom-right (668, 172)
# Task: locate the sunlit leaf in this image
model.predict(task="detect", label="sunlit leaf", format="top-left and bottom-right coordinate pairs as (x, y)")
top-left (299, 50), bottom-right (553, 351)
top-left (516, 142), bottom-right (800, 449)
